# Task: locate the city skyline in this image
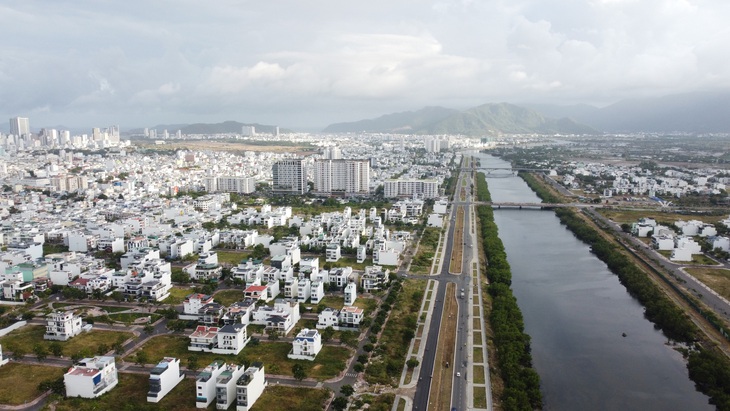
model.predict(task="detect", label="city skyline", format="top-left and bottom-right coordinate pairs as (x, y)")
top-left (2, 1), bottom-right (729, 130)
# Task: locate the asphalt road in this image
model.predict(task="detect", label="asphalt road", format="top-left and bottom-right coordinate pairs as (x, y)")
top-left (413, 167), bottom-right (476, 411)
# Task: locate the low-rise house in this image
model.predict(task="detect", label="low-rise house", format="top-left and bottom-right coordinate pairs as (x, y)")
top-left (249, 299), bottom-right (300, 334)
top-left (147, 357), bottom-right (184, 403)
top-left (297, 278), bottom-right (311, 303)
top-left (288, 328), bottom-right (322, 361)
top-left (325, 243), bottom-right (341, 262)
top-left (196, 361), bottom-right (227, 409)
top-left (310, 280), bottom-right (324, 304)
top-left (188, 324), bottom-right (250, 355)
top-left (361, 265), bottom-right (390, 292)
top-left (235, 362), bottom-right (267, 411)
top-left (215, 364), bottom-right (246, 410)
top-left (44, 311), bottom-right (83, 341)
top-left (64, 356), bottom-right (118, 399)
top-left (316, 305), bottom-right (363, 331)
top-left (192, 264), bottom-right (223, 281)
top-left (183, 293), bottom-right (214, 316)
top-left (343, 282), bottom-right (357, 306)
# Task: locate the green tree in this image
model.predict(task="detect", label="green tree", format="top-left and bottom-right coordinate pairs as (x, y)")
top-left (49, 342), bottom-right (63, 357)
top-left (135, 350), bottom-right (149, 367)
top-left (33, 344), bottom-right (48, 362)
top-left (321, 326), bottom-right (335, 343)
top-left (267, 328), bottom-right (280, 341)
top-left (292, 363), bottom-right (307, 381)
top-left (340, 384), bottom-right (355, 396)
top-left (406, 358), bottom-right (420, 369)
top-left (332, 396), bottom-right (348, 411)
top-left (188, 355), bottom-right (200, 372)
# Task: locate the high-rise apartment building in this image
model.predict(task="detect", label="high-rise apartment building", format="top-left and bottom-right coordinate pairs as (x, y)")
top-left (384, 178), bottom-right (440, 199)
top-left (313, 159), bottom-right (370, 195)
top-left (272, 159), bottom-right (306, 194)
top-left (9, 117), bottom-right (30, 137)
top-left (322, 146), bottom-right (342, 160)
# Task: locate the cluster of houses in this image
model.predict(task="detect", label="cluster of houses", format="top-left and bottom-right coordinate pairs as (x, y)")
top-left (60, 354), bottom-right (267, 410)
top-left (631, 216), bottom-right (730, 261)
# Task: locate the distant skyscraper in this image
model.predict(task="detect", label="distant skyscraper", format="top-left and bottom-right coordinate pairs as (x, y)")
top-left (274, 126), bottom-right (280, 137)
top-left (242, 126), bottom-right (256, 137)
top-left (272, 158), bottom-right (306, 194)
top-left (9, 117), bottom-right (30, 137)
top-left (323, 146), bottom-right (342, 160)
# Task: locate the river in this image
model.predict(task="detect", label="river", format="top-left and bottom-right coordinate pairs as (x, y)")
top-left (475, 153), bottom-right (711, 411)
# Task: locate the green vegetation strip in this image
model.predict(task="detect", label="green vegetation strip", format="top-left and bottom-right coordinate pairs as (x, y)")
top-left (475, 173), bottom-right (542, 410)
top-left (365, 278), bottom-right (425, 386)
top-left (411, 227), bottom-right (441, 274)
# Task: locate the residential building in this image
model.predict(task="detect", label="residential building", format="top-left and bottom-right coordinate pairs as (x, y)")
top-left (235, 362), bottom-right (267, 411)
top-left (0, 344), bottom-right (8, 367)
top-left (216, 364), bottom-right (246, 410)
top-left (183, 293), bottom-right (214, 316)
top-left (361, 265), bottom-right (390, 292)
top-left (384, 178), bottom-right (439, 199)
top-left (272, 158), bottom-right (306, 195)
top-left (44, 311), bottom-right (83, 341)
top-left (147, 357), bottom-right (184, 403)
top-left (64, 356), bottom-right (118, 399)
top-left (288, 328), bottom-right (322, 361)
top-left (313, 159), bottom-right (370, 195)
top-left (188, 324), bottom-right (250, 355)
top-left (325, 243), bottom-right (341, 262)
top-left (196, 361), bottom-right (227, 409)
top-left (344, 282), bottom-right (357, 306)
top-left (9, 117), bottom-right (30, 137)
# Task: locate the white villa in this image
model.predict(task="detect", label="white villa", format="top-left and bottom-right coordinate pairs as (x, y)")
top-left (44, 311), bottom-right (83, 341)
top-left (288, 328), bottom-right (322, 361)
top-left (147, 357), bottom-right (185, 403)
top-left (64, 356), bottom-right (119, 399)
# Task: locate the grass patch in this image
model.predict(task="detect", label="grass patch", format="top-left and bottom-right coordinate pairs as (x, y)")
top-left (0, 325), bottom-right (132, 358)
top-left (411, 227), bottom-right (441, 274)
top-left (473, 347), bottom-right (484, 363)
top-left (242, 342), bottom-right (350, 380)
top-left (128, 336), bottom-right (350, 380)
top-left (165, 286), bottom-right (195, 305)
top-left (449, 206), bottom-right (465, 274)
top-left (215, 250), bottom-right (252, 266)
top-left (0, 363), bottom-right (65, 405)
top-left (50, 373), bottom-right (201, 411)
top-left (250, 386), bottom-right (330, 411)
top-left (598, 209), bottom-right (726, 225)
top-left (213, 289), bottom-right (244, 306)
top-left (105, 313), bottom-right (161, 324)
top-left (365, 279), bottom-right (426, 386)
top-left (474, 386), bottom-right (488, 408)
top-left (686, 267), bottom-right (730, 300)
top-left (325, 256), bottom-right (370, 271)
top-left (473, 331), bottom-right (482, 343)
top-left (397, 397), bottom-right (407, 411)
top-left (473, 364), bottom-right (486, 384)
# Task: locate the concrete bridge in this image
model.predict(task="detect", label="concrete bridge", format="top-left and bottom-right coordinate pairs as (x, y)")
top-left (452, 201), bottom-right (601, 209)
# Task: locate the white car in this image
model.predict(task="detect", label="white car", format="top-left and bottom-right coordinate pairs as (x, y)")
top-left (456, 372), bottom-right (461, 377)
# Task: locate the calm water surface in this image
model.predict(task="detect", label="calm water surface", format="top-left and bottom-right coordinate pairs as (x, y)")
top-left (475, 153), bottom-right (711, 411)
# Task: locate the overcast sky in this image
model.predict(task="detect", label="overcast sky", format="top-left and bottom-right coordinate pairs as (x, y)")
top-left (2, 0), bottom-right (729, 130)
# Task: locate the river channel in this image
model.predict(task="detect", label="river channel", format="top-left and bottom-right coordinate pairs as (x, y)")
top-left (474, 153), bottom-right (711, 411)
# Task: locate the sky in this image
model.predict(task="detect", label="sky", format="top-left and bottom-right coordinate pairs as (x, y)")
top-left (2, 0), bottom-right (729, 130)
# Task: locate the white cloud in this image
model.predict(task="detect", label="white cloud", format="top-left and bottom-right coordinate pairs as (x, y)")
top-left (1, 0), bottom-right (729, 127)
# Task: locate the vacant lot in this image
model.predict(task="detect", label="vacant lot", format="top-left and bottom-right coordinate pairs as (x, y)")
top-left (449, 206), bottom-right (465, 274)
top-left (128, 336), bottom-right (350, 380)
top-left (250, 385), bottom-right (330, 411)
top-left (686, 267), bottom-right (730, 300)
top-left (410, 227), bottom-right (441, 274)
top-left (164, 286), bottom-right (195, 305)
top-left (214, 289), bottom-right (244, 306)
top-left (0, 363), bottom-right (65, 405)
top-left (51, 373), bottom-right (200, 411)
top-left (599, 209), bottom-right (726, 225)
top-left (0, 325), bottom-right (132, 358)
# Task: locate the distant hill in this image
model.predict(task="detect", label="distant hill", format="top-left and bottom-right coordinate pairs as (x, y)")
top-left (527, 90), bottom-right (730, 133)
top-left (323, 103), bottom-right (596, 135)
top-left (128, 121), bottom-right (285, 136)
top-left (323, 106), bottom-right (459, 133)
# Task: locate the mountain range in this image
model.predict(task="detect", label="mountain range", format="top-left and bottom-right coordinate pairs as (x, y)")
top-left (323, 103), bottom-right (596, 135)
top-left (323, 90), bottom-right (730, 135)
